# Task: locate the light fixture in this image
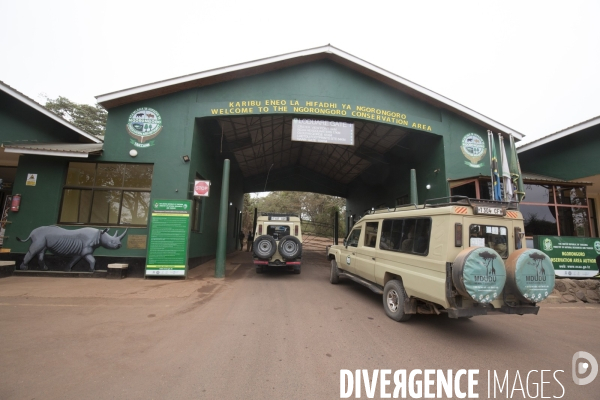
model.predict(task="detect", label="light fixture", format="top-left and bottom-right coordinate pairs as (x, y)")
top-left (182, 155), bottom-right (190, 162)
top-left (129, 149), bottom-right (138, 157)
top-left (426, 184), bottom-right (431, 189)
top-left (229, 202), bottom-right (232, 206)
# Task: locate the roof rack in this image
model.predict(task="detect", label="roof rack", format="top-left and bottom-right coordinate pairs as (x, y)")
top-left (423, 196), bottom-right (519, 210)
top-left (260, 212), bottom-right (300, 218)
top-left (364, 196), bottom-right (518, 216)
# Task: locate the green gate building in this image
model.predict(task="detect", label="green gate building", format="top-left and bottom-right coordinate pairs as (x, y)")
top-left (1, 46), bottom-right (536, 276)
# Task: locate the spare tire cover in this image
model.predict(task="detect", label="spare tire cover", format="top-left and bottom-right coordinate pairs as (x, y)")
top-left (505, 248), bottom-right (555, 303)
top-left (452, 247), bottom-right (507, 304)
top-left (278, 235), bottom-right (302, 260)
top-left (253, 235), bottom-right (277, 259)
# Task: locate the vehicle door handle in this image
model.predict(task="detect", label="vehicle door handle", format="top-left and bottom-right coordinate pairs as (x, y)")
top-left (372, 257), bottom-right (376, 260)
top-left (352, 252), bottom-right (355, 255)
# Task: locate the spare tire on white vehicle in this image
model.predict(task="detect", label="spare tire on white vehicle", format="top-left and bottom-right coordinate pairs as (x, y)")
top-left (253, 235), bottom-right (277, 259)
top-left (452, 247), bottom-right (507, 304)
top-left (504, 248), bottom-right (555, 303)
top-left (278, 235), bottom-right (302, 260)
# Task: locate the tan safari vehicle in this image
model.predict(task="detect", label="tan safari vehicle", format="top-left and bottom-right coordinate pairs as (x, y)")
top-left (253, 213), bottom-right (303, 274)
top-left (328, 196), bottom-right (556, 321)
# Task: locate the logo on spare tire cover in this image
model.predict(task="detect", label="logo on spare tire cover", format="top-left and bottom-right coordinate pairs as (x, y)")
top-left (514, 249), bottom-right (555, 302)
top-left (461, 247), bottom-right (506, 303)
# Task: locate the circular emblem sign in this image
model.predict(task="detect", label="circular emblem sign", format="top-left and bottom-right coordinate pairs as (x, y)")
top-left (543, 238), bottom-right (553, 251)
top-left (126, 108), bottom-right (163, 148)
top-left (460, 133), bottom-right (487, 168)
top-left (195, 181), bottom-right (209, 196)
top-left (594, 241), bottom-right (600, 254)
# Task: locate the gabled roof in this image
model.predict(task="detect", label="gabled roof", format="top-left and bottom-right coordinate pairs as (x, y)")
top-left (96, 45), bottom-right (523, 140)
top-left (517, 115), bottom-right (600, 152)
top-left (0, 81), bottom-right (102, 144)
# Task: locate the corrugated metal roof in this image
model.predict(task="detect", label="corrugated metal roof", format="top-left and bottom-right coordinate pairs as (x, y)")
top-left (521, 172), bottom-right (591, 185)
top-left (0, 80), bottom-right (102, 144)
top-left (3, 143), bottom-right (103, 158)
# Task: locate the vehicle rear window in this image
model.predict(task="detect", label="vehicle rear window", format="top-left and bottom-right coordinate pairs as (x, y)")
top-left (469, 224), bottom-right (508, 258)
top-left (267, 225), bottom-right (290, 240)
top-left (380, 218), bottom-right (431, 255)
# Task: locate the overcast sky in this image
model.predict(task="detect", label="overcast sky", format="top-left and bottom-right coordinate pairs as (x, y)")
top-left (1, 0), bottom-right (598, 144)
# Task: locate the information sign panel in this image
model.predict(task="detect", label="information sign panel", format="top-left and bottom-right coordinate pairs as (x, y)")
top-left (145, 200), bottom-right (191, 277)
top-left (534, 235), bottom-right (600, 278)
top-left (291, 118), bottom-right (354, 145)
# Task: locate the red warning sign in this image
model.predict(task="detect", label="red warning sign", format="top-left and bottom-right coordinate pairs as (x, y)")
top-left (194, 180), bottom-right (210, 197)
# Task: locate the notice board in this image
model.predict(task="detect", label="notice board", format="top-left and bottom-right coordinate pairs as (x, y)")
top-left (145, 199), bottom-right (191, 277)
top-left (534, 235), bottom-right (600, 278)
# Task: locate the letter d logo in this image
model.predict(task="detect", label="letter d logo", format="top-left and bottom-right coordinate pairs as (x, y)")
top-left (572, 351), bottom-right (598, 385)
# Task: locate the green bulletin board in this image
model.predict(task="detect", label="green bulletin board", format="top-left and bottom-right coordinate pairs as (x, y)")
top-left (534, 235), bottom-right (600, 278)
top-left (145, 199), bottom-right (191, 277)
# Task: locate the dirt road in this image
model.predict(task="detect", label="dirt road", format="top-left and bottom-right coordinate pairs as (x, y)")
top-left (1, 248), bottom-right (599, 399)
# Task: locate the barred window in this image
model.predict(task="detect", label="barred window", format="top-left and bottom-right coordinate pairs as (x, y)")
top-left (59, 162), bottom-right (153, 226)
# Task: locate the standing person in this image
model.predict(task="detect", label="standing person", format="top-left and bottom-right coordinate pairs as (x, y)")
top-left (246, 230), bottom-right (254, 252)
top-left (238, 230), bottom-right (245, 250)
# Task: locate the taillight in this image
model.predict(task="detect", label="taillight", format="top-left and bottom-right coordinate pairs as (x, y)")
top-left (259, 225), bottom-right (262, 235)
top-left (295, 225), bottom-right (298, 236)
top-left (455, 223), bottom-right (462, 247)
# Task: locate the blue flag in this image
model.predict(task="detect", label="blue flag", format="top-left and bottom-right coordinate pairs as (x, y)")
top-left (489, 131), bottom-right (502, 201)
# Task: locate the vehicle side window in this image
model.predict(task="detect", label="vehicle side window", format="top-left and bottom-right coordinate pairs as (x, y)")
top-left (380, 218), bottom-right (431, 255)
top-left (347, 228), bottom-right (361, 247)
top-left (364, 222), bottom-right (379, 247)
top-left (413, 219), bottom-right (431, 254)
top-left (400, 219), bottom-right (416, 252)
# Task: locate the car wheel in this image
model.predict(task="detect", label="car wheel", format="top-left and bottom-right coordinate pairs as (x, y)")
top-left (330, 259), bottom-right (340, 284)
top-left (383, 280), bottom-right (412, 322)
top-left (253, 235), bottom-right (277, 259)
top-left (278, 235), bottom-right (302, 260)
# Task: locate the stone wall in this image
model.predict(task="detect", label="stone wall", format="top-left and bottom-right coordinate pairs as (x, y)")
top-left (544, 278), bottom-right (600, 303)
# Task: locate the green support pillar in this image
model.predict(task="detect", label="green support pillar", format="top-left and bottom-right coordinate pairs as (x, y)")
top-left (410, 169), bottom-right (418, 205)
top-left (215, 159), bottom-right (230, 278)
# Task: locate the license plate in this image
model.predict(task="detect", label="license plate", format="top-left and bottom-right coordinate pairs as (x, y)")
top-left (475, 206), bottom-right (504, 216)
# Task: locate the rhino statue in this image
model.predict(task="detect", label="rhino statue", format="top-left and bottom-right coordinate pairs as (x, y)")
top-left (17, 226), bottom-right (127, 272)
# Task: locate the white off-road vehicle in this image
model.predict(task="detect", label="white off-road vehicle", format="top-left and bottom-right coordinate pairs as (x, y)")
top-left (328, 197), bottom-right (556, 321)
top-left (253, 213), bottom-right (303, 274)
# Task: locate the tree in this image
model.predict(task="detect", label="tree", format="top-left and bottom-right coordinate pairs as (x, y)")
top-left (44, 96), bottom-right (107, 138)
top-left (242, 191), bottom-right (347, 239)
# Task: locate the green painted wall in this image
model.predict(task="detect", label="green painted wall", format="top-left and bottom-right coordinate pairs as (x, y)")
top-left (519, 124), bottom-right (600, 180)
top-left (0, 91), bottom-right (85, 144)
top-left (4, 58), bottom-right (515, 261)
